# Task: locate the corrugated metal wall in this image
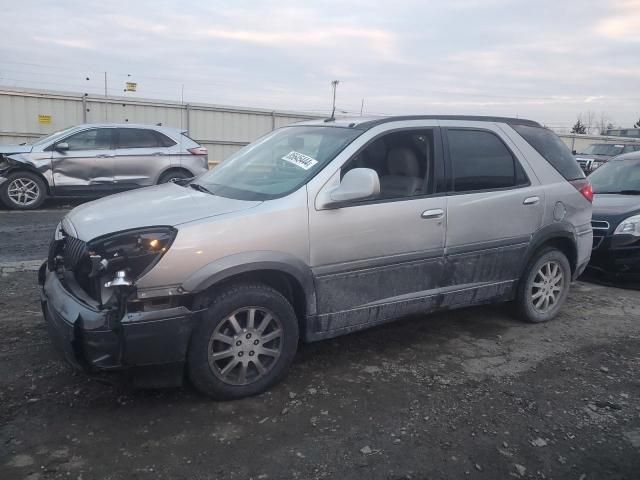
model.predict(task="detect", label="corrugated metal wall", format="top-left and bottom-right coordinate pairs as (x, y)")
top-left (0, 88), bottom-right (321, 164)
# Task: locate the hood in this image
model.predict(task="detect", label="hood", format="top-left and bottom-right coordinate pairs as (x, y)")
top-left (0, 144), bottom-right (33, 155)
top-left (593, 194), bottom-right (640, 218)
top-left (64, 183), bottom-right (261, 241)
top-left (574, 154), bottom-right (611, 161)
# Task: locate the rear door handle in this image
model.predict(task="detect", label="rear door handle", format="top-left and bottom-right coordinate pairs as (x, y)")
top-left (421, 208), bottom-right (445, 219)
top-left (152, 152), bottom-right (166, 156)
top-left (523, 196), bottom-right (540, 205)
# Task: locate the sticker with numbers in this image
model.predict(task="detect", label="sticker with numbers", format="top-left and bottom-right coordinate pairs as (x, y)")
top-left (281, 151), bottom-right (318, 170)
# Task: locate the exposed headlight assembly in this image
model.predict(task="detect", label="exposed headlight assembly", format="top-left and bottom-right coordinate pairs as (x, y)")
top-left (614, 214), bottom-right (640, 237)
top-left (88, 227), bottom-right (177, 282)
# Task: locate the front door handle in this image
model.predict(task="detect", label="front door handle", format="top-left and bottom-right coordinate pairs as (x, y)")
top-left (421, 208), bottom-right (445, 219)
top-left (96, 154), bottom-right (114, 158)
top-left (523, 196), bottom-right (540, 205)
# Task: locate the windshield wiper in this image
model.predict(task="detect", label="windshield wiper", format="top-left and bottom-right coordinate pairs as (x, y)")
top-left (188, 183), bottom-right (214, 195)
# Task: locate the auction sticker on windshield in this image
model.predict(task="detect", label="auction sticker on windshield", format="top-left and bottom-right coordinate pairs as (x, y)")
top-left (281, 151), bottom-right (318, 170)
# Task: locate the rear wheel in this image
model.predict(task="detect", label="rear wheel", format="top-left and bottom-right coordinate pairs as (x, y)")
top-left (516, 248), bottom-right (571, 323)
top-left (0, 171), bottom-right (46, 210)
top-left (187, 283), bottom-right (299, 399)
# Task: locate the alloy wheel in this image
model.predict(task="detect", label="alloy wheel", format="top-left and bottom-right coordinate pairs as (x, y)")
top-left (7, 178), bottom-right (40, 206)
top-left (208, 307), bottom-right (283, 386)
top-left (530, 260), bottom-right (564, 313)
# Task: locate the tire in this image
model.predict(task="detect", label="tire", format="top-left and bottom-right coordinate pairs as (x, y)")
top-left (157, 169), bottom-right (192, 184)
top-left (515, 247), bottom-right (572, 323)
top-left (0, 171), bottom-right (47, 210)
top-left (187, 283), bottom-right (299, 400)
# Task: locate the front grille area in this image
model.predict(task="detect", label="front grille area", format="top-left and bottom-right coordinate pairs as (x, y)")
top-left (591, 220), bottom-right (610, 231)
top-left (577, 159), bottom-right (591, 172)
top-left (591, 220), bottom-right (610, 250)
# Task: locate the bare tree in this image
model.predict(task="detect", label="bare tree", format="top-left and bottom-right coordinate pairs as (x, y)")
top-left (583, 111), bottom-right (596, 134)
top-left (596, 112), bottom-right (613, 135)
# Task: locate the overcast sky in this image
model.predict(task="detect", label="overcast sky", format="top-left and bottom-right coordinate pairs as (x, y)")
top-left (1, 0), bottom-right (639, 130)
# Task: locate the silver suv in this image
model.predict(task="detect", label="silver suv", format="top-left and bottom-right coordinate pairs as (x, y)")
top-left (40, 116), bottom-right (593, 399)
top-left (0, 123), bottom-right (208, 210)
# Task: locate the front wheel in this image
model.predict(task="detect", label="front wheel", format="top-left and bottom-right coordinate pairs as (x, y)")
top-left (0, 171), bottom-right (46, 210)
top-left (158, 170), bottom-right (192, 184)
top-left (515, 248), bottom-right (572, 323)
top-left (187, 283), bottom-right (299, 400)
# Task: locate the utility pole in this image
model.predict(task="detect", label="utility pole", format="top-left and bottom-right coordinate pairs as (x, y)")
top-left (330, 80), bottom-right (339, 118)
top-left (104, 71), bottom-right (108, 122)
top-left (360, 98), bottom-right (364, 116)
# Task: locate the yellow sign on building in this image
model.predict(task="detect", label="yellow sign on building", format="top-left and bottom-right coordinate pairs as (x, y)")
top-left (125, 82), bottom-right (137, 92)
top-left (38, 114), bottom-right (52, 124)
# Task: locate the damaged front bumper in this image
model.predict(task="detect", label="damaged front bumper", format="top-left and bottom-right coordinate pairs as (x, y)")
top-left (39, 262), bottom-right (203, 387)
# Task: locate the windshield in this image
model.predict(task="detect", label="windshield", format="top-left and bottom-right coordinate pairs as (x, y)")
top-left (578, 144), bottom-right (624, 156)
top-left (31, 126), bottom-right (79, 146)
top-left (590, 160), bottom-right (640, 194)
top-left (192, 126), bottom-right (362, 200)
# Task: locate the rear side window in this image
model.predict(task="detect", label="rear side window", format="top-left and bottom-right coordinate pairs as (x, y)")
top-left (512, 124), bottom-right (584, 180)
top-left (117, 128), bottom-right (161, 149)
top-left (448, 129), bottom-right (528, 192)
top-left (156, 132), bottom-right (177, 147)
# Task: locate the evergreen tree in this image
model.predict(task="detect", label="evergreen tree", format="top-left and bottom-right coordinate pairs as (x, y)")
top-left (571, 119), bottom-right (587, 134)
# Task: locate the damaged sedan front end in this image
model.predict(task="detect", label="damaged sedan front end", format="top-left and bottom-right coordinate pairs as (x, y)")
top-left (39, 221), bottom-right (204, 387)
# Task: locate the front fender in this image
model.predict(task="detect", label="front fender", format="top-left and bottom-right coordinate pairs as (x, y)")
top-left (181, 250), bottom-right (317, 316)
top-left (0, 154), bottom-right (52, 190)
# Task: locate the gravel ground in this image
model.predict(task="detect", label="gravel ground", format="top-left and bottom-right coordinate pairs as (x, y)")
top-left (1, 207), bottom-right (639, 480)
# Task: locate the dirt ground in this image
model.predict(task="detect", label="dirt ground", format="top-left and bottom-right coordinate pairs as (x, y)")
top-left (1, 206), bottom-right (639, 480)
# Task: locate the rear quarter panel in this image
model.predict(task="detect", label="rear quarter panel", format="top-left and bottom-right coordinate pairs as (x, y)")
top-left (500, 125), bottom-right (593, 267)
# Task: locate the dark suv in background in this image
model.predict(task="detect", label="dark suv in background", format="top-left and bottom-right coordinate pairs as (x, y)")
top-left (574, 142), bottom-right (640, 174)
top-left (0, 123), bottom-right (209, 210)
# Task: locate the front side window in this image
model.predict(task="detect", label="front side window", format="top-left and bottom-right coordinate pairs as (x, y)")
top-left (63, 129), bottom-right (111, 151)
top-left (448, 129), bottom-right (527, 192)
top-left (342, 129), bottom-right (435, 199)
top-left (117, 128), bottom-right (161, 149)
top-left (193, 126), bottom-right (362, 200)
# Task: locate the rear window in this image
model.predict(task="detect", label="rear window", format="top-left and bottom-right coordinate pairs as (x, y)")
top-left (117, 128), bottom-right (162, 149)
top-left (512, 124), bottom-right (584, 181)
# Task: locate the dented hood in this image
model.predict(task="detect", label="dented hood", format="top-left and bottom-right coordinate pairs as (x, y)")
top-left (64, 183), bottom-right (261, 241)
top-left (0, 145), bottom-right (33, 155)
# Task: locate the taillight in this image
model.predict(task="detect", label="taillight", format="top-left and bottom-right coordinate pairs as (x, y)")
top-left (188, 146), bottom-right (208, 156)
top-left (570, 179), bottom-right (593, 203)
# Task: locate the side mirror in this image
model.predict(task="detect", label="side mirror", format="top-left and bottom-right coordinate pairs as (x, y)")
top-left (320, 168), bottom-right (380, 208)
top-left (55, 142), bottom-right (69, 152)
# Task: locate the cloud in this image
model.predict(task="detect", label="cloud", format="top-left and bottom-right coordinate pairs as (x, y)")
top-left (595, 0), bottom-right (640, 40)
top-left (0, 0), bottom-right (638, 128)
